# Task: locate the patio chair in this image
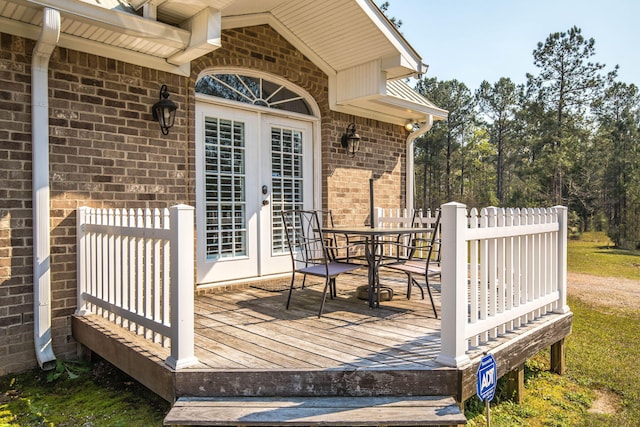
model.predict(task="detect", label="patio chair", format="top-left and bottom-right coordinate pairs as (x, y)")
top-left (282, 210), bottom-right (363, 318)
top-left (380, 209), bottom-right (441, 318)
top-left (318, 209), bottom-right (367, 263)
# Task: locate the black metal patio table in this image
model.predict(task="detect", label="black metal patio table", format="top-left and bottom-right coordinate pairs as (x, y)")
top-left (322, 225), bottom-right (426, 308)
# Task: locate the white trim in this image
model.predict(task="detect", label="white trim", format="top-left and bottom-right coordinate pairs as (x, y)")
top-left (0, 16), bottom-right (191, 76)
top-left (355, 0), bottom-right (424, 74)
top-left (195, 67), bottom-right (322, 119)
top-left (24, 0), bottom-right (190, 47)
top-left (32, 6), bottom-right (59, 371)
top-left (195, 67), bottom-right (322, 211)
top-left (167, 7), bottom-right (222, 65)
top-left (194, 68), bottom-right (322, 284)
top-left (405, 116), bottom-right (434, 211)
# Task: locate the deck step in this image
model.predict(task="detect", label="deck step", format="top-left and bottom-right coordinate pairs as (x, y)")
top-left (164, 396), bottom-right (467, 426)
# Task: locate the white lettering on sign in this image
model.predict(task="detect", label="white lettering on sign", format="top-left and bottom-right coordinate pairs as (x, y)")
top-left (481, 367), bottom-right (495, 390)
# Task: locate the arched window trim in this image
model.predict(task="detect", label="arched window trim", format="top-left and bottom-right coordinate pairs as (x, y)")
top-left (195, 68), bottom-right (321, 118)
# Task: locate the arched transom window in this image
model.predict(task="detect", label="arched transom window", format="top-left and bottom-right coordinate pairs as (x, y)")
top-left (196, 73), bottom-right (313, 116)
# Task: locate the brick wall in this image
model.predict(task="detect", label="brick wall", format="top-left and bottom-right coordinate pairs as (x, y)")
top-left (0, 32), bottom-right (191, 374)
top-left (0, 25), bottom-right (408, 375)
top-left (191, 25), bottom-right (408, 226)
top-left (324, 117), bottom-right (406, 226)
top-left (1, 33), bottom-right (40, 375)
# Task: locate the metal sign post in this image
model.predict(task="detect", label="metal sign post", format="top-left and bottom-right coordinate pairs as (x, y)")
top-left (477, 353), bottom-right (497, 427)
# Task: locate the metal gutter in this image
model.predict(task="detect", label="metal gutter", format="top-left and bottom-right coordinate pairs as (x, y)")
top-left (406, 115), bottom-right (434, 212)
top-left (32, 6), bottom-right (59, 371)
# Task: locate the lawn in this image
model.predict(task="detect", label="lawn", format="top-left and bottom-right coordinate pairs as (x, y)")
top-left (0, 360), bottom-right (168, 426)
top-left (1, 232), bottom-right (638, 426)
top-left (567, 231), bottom-right (640, 280)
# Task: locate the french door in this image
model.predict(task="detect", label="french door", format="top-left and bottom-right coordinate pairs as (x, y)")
top-left (195, 103), bottom-right (314, 284)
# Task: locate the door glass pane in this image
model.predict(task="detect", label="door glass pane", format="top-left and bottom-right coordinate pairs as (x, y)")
top-left (271, 126), bottom-right (304, 254)
top-left (204, 116), bottom-right (247, 260)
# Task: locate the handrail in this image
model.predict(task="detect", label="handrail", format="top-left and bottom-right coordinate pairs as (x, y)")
top-left (76, 205), bottom-right (198, 370)
top-left (436, 203), bottom-right (569, 367)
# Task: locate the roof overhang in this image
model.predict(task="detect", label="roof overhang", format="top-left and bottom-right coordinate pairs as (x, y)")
top-left (333, 79), bottom-right (448, 125)
top-left (0, 0), bottom-right (447, 124)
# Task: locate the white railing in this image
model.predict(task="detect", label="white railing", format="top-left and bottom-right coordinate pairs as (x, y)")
top-left (374, 207), bottom-right (439, 227)
top-left (374, 207), bottom-right (440, 259)
top-left (376, 205), bottom-right (569, 366)
top-left (76, 205), bottom-right (198, 370)
top-left (436, 202), bottom-right (569, 367)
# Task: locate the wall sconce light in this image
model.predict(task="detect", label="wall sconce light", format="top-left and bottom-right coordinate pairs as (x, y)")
top-left (152, 84), bottom-right (177, 135)
top-left (405, 120), bottom-right (416, 132)
top-left (341, 123), bottom-right (361, 157)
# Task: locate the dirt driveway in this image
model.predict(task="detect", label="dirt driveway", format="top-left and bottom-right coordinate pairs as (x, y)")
top-left (568, 272), bottom-right (640, 310)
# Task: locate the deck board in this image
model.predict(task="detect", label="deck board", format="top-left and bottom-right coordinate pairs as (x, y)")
top-left (190, 272), bottom-right (443, 370)
top-left (164, 396), bottom-right (467, 426)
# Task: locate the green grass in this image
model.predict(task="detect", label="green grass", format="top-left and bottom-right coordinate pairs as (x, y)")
top-left (465, 231), bottom-right (640, 426)
top-left (0, 359), bottom-right (168, 427)
top-left (568, 231), bottom-right (640, 280)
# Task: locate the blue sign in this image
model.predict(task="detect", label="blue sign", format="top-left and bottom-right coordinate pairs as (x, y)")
top-left (477, 354), bottom-right (497, 402)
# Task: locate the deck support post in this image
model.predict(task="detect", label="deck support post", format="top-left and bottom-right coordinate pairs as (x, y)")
top-left (436, 202), bottom-right (471, 368)
top-left (165, 204), bottom-right (199, 370)
top-left (506, 364), bottom-right (524, 403)
top-left (550, 338), bottom-right (566, 375)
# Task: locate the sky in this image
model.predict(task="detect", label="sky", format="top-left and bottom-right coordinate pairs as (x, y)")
top-left (386, 0), bottom-right (640, 90)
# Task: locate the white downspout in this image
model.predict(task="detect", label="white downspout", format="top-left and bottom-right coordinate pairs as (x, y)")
top-left (405, 115), bottom-right (434, 211)
top-left (32, 7), bottom-right (60, 370)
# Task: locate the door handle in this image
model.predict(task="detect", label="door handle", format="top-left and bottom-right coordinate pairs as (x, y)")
top-left (262, 199), bottom-right (269, 206)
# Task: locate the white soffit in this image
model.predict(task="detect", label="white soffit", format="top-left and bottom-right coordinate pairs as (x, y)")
top-left (222, 0), bottom-right (425, 80)
top-left (0, 0), bottom-right (196, 74)
top-left (334, 79), bottom-right (448, 126)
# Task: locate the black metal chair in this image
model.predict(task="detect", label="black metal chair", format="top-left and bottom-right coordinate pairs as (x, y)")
top-left (282, 210), bottom-right (363, 318)
top-left (318, 209), bottom-right (367, 264)
top-left (380, 209), bottom-right (441, 318)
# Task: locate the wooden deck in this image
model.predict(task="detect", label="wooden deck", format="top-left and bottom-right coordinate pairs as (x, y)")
top-left (192, 271), bottom-right (441, 370)
top-left (72, 270), bottom-right (572, 407)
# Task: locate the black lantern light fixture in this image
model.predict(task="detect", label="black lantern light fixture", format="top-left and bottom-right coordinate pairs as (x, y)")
top-left (152, 84), bottom-right (177, 135)
top-left (341, 123), bottom-right (361, 157)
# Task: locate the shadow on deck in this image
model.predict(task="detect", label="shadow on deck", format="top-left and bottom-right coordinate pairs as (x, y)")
top-left (72, 270), bottom-right (572, 407)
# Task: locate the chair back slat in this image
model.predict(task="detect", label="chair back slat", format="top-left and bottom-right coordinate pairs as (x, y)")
top-left (282, 210), bottom-right (328, 271)
top-left (281, 209), bottom-right (363, 318)
top-left (407, 209), bottom-right (441, 262)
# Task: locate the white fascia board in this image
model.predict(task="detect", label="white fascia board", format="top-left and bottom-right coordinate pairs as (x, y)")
top-left (333, 95), bottom-right (447, 125)
top-left (331, 101), bottom-right (414, 126)
top-left (355, 0), bottom-right (424, 75)
top-left (25, 0), bottom-right (190, 49)
top-left (375, 96), bottom-right (449, 120)
top-left (1, 16), bottom-right (190, 76)
top-left (168, 7), bottom-right (222, 65)
top-left (381, 55), bottom-right (428, 80)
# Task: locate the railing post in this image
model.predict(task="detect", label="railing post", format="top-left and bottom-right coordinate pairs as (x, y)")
top-left (165, 204), bottom-right (199, 370)
top-left (436, 202), bottom-right (471, 368)
top-left (76, 207), bottom-right (89, 315)
top-left (553, 206), bottom-right (570, 314)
